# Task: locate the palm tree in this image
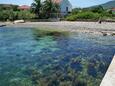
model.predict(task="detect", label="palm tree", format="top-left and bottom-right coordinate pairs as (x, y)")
top-left (43, 0), bottom-right (59, 18)
top-left (31, 0), bottom-right (41, 17)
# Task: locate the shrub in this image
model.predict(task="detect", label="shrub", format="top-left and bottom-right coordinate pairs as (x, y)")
top-left (66, 12), bottom-right (101, 21)
top-left (17, 10), bottom-right (35, 20)
top-left (77, 12), bottom-right (100, 20)
top-left (66, 14), bottom-right (77, 21)
top-left (91, 6), bottom-right (104, 13)
top-left (0, 10), bottom-right (35, 21)
top-left (0, 10), bottom-right (10, 21)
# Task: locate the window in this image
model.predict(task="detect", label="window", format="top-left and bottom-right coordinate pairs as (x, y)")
top-left (66, 7), bottom-right (68, 12)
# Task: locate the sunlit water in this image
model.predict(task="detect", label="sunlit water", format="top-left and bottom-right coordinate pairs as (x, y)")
top-left (0, 27), bottom-right (115, 86)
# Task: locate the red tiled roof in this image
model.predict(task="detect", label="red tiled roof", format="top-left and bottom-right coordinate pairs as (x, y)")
top-left (18, 5), bottom-right (30, 10)
top-left (52, 0), bottom-right (62, 4)
top-left (112, 8), bottom-right (115, 11)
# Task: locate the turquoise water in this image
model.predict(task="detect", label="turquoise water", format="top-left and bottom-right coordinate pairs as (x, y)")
top-left (0, 27), bottom-right (115, 86)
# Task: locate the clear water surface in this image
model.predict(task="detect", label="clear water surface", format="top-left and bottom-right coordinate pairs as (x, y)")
top-left (0, 27), bottom-right (115, 86)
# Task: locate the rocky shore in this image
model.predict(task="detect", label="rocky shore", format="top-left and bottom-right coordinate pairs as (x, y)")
top-left (1, 21), bottom-right (115, 36)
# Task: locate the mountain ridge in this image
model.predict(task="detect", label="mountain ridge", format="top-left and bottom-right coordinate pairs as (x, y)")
top-left (88, 0), bottom-right (115, 9)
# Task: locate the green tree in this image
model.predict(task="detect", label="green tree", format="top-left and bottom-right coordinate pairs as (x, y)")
top-left (8, 10), bottom-right (15, 21)
top-left (31, 0), bottom-right (42, 18)
top-left (91, 5), bottom-right (104, 13)
top-left (0, 10), bottom-right (9, 21)
top-left (17, 10), bottom-right (35, 20)
top-left (42, 0), bottom-right (59, 18)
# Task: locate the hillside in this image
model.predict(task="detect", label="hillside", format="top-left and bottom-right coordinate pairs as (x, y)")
top-left (101, 0), bottom-right (115, 9)
top-left (88, 0), bottom-right (115, 9)
top-left (0, 4), bottom-right (18, 10)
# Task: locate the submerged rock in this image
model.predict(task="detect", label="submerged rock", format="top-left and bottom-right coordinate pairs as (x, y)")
top-left (102, 32), bottom-right (108, 36)
top-left (111, 33), bottom-right (115, 36)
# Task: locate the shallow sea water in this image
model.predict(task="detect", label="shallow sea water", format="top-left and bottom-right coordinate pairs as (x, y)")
top-left (0, 27), bottom-right (115, 86)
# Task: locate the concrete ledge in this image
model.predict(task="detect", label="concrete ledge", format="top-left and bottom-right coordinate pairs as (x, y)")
top-left (100, 55), bottom-right (115, 86)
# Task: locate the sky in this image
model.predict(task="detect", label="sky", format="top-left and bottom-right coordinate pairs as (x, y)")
top-left (0, 0), bottom-right (112, 8)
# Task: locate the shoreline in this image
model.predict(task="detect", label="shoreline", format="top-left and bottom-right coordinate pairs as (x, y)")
top-left (1, 21), bottom-right (115, 36)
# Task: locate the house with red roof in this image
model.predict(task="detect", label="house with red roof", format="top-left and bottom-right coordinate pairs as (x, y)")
top-left (112, 8), bottom-right (115, 12)
top-left (18, 5), bottom-right (31, 10)
top-left (112, 8), bottom-right (115, 13)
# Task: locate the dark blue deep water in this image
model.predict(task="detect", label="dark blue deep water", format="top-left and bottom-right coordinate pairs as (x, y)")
top-left (0, 27), bottom-right (115, 86)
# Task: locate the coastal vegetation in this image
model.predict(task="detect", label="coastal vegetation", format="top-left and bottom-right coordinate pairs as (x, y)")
top-left (66, 6), bottom-right (114, 21)
top-left (0, 0), bottom-right (115, 22)
top-left (0, 0), bottom-right (115, 21)
top-left (31, 0), bottom-right (59, 19)
top-left (0, 4), bottom-right (35, 21)
top-left (0, 0), bottom-right (59, 21)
